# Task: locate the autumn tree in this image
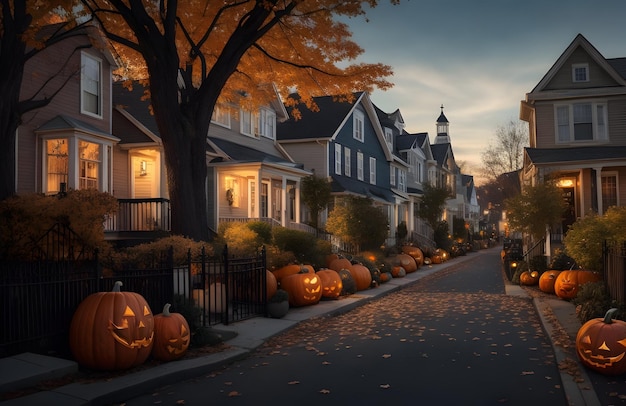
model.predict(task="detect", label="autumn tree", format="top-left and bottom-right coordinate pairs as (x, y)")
top-left (417, 183), bottom-right (450, 231)
top-left (481, 120), bottom-right (528, 182)
top-left (0, 0), bottom-right (89, 201)
top-left (325, 196), bottom-right (388, 252)
top-left (81, 0), bottom-right (395, 241)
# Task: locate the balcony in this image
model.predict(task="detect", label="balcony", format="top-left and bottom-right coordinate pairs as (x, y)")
top-left (104, 198), bottom-right (171, 243)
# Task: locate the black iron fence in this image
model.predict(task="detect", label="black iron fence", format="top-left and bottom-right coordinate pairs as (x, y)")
top-left (1, 225), bottom-right (267, 359)
top-left (604, 241), bottom-right (626, 305)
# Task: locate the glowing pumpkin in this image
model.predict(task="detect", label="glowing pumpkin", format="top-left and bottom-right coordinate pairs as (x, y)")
top-left (272, 264), bottom-right (314, 283)
top-left (576, 308), bottom-right (626, 375)
top-left (316, 269), bottom-right (343, 299)
top-left (349, 264), bottom-right (373, 291)
top-left (555, 270), bottom-right (602, 299)
top-left (152, 303), bottom-right (190, 362)
top-left (519, 270), bottom-right (540, 286)
top-left (538, 270), bottom-right (561, 294)
top-left (281, 272), bottom-right (322, 307)
top-left (69, 281), bottom-right (154, 371)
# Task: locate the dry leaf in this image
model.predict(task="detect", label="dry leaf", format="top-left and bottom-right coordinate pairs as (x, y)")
top-left (380, 384), bottom-right (391, 389)
top-left (288, 381), bottom-right (300, 385)
top-left (382, 354), bottom-right (391, 358)
top-left (319, 389), bottom-right (331, 394)
top-left (228, 391), bottom-right (240, 397)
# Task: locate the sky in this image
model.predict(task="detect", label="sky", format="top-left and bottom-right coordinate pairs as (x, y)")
top-left (340, 0), bottom-right (626, 185)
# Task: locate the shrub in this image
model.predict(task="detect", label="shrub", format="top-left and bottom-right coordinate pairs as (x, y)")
top-left (272, 227), bottom-right (323, 265)
top-left (246, 221), bottom-right (273, 244)
top-left (104, 235), bottom-right (210, 269)
top-left (549, 249), bottom-right (576, 270)
top-left (529, 255), bottom-right (547, 273)
top-left (325, 196), bottom-right (388, 251)
top-left (564, 212), bottom-right (609, 271)
top-left (220, 222), bottom-right (262, 256)
top-left (572, 281), bottom-right (614, 324)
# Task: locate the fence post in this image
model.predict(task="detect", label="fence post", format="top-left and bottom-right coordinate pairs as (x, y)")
top-left (223, 244), bottom-right (229, 325)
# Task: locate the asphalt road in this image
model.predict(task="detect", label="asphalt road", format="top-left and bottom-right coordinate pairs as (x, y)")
top-left (110, 250), bottom-right (568, 405)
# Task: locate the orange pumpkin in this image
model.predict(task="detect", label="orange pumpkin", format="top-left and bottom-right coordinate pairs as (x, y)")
top-left (349, 264), bottom-right (373, 291)
top-left (328, 257), bottom-right (353, 273)
top-left (555, 270), bottom-right (602, 299)
top-left (325, 253), bottom-right (340, 268)
top-left (281, 272), bottom-right (322, 307)
top-left (316, 269), bottom-right (343, 298)
top-left (152, 303), bottom-right (190, 362)
top-left (391, 266), bottom-right (406, 277)
top-left (266, 270), bottom-right (278, 300)
top-left (69, 281), bottom-right (154, 371)
top-left (519, 270), bottom-right (540, 286)
top-left (272, 263), bottom-right (314, 283)
top-left (576, 308), bottom-right (626, 375)
top-left (394, 253), bottom-right (418, 273)
top-left (402, 245), bottom-right (424, 267)
top-left (538, 270), bottom-right (561, 294)
top-left (379, 271), bottom-right (393, 283)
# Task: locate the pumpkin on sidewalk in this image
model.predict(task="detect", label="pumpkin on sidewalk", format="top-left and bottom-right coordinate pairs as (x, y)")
top-left (152, 303), bottom-right (191, 362)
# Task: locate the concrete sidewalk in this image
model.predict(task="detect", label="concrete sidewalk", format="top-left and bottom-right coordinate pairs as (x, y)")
top-left (0, 248), bottom-right (600, 406)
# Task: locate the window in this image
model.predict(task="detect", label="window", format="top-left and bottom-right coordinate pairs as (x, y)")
top-left (334, 143), bottom-right (342, 175)
top-left (258, 108), bottom-right (276, 139)
top-left (79, 140), bottom-right (100, 190)
top-left (572, 63), bottom-right (589, 83)
top-left (357, 152), bottom-right (364, 181)
top-left (240, 109), bottom-right (256, 137)
top-left (353, 110), bottom-right (364, 142)
top-left (555, 101), bottom-right (607, 143)
top-left (390, 166), bottom-right (396, 186)
top-left (344, 146), bottom-right (351, 176)
top-left (211, 106), bottom-right (231, 128)
top-left (369, 157), bottom-right (376, 185)
top-left (602, 172), bottom-right (618, 213)
top-left (46, 139), bottom-right (68, 194)
top-left (81, 53), bottom-right (102, 117)
top-left (384, 127), bottom-right (393, 150)
top-left (398, 170), bottom-right (406, 192)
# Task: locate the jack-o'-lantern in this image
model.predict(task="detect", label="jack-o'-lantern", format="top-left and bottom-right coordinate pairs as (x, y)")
top-left (69, 281), bottom-right (154, 371)
top-left (576, 308), bottom-right (626, 375)
top-left (401, 245), bottom-right (424, 267)
top-left (316, 269), bottom-right (343, 299)
top-left (349, 264), bottom-right (373, 291)
top-left (539, 270), bottom-right (561, 294)
top-left (394, 253), bottom-right (418, 273)
top-left (555, 270), bottom-right (602, 299)
top-left (328, 257), bottom-right (353, 273)
top-left (281, 271), bottom-right (322, 307)
top-left (519, 270), bottom-right (540, 286)
top-left (152, 303), bottom-right (190, 362)
top-left (272, 263), bottom-right (314, 283)
top-left (338, 269), bottom-right (357, 295)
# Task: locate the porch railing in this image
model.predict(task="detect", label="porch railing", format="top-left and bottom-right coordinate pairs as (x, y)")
top-left (105, 198), bottom-right (171, 232)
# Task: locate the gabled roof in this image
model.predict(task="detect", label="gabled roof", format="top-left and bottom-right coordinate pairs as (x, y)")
top-left (330, 175), bottom-right (395, 203)
top-left (36, 114), bottom-right (119, 142)
top-left (113, 82), bottom-right (160, 136)
top-left (430, 142), bottom-right (455, 167)
top-left (525, 146), bottom-right (626, 165)
top-left (530, 33), bottom-right (626, 94)
top-left (208, 137), bottom-right (294, 165)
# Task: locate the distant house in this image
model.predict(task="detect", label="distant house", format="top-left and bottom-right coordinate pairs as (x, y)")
top-left (520, 33), bottom-right (626, 248)
top-left (16, 25), bottom-right (119, 197)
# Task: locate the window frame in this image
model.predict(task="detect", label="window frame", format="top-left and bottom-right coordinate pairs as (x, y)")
top-left (357, 152), bottom-right (364, 181)
top-left (572, 63), bottom-right (589, 83)
top-left (239, 109), bottom-right (257, 138)
top-left (334, 143), bottom-right (342, 175)
top-left (211, 106), bottom-right (231, 128)
top-left (80, 52), bottom-right (103, 119)
top-left (353, 110), bottom-right (364, 142)
top-left (369, 156), bottom-right (376, 185)
top-left (258, 107), bottom-right (276, 139)
top-left (344, 146), bottom-right (351, 177)
top-left (390, 165), bottom-right (396, 186)
top-left (554, 100), bottom-right (608, 143)
top-left (601, 171), bottom-right (619, 212)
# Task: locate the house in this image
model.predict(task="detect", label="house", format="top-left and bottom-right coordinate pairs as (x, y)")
top-left (111, 82), bottom-right (310, 238)
top-left (520, 34), bottom-right (626, 250)
top-left (16, 25), bottom-right (119, 197)
top-left (277, 92), bottom-right (404, 246)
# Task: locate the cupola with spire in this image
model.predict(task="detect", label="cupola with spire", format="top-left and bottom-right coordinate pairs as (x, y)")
top-left (435, 104), bottom-right (450, 144)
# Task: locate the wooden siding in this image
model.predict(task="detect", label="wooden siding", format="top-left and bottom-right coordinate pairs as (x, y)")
top-left (544, 47), bottom-right (619, 90)
top-left (17, 31), bottom-right (114, 194)
top-left (281, 142), bottom-right (328, 176)
top-left (112, 147), bottom-right (129, 198)
top-left (608, 98), bottom-right (626, 146)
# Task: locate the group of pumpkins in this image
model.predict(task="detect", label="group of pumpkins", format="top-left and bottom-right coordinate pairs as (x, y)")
top-left (69, 281), bottom-right (191, 371)
top-left (270, 246), bottom-right (428, 308)
top-left (519, 268), bottom-right (602, 300)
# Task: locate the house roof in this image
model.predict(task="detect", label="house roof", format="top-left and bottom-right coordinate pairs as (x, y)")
top-left (208, 137), bottom-right (296, 165)
top-left (431, 142), bottom-right (454, 167)
top-left (525, 146), bottom-right (626, 165)
top-left (277, 93), bottom-right (362, 141)
top-left (113, 82), bottom-right (160, 136)
top-left (36, 114), bottom-right (119, 142)
top-left (330, 175), bottom-right (395, 203)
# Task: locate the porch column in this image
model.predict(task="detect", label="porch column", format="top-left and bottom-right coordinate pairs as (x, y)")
top-left (294, 179), bottom-right (301, 224)
top-left (281, 176), bottom-right (287, 227)
top-left (593, 166), bottom-right (604, 215)
top-left (408, 198), bottom-right (415, 235)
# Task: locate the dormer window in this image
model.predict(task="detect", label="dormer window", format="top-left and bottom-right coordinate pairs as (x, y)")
top-left (572, 63), bottom-right (589, 83)
top-left (384, 127), bottom-right (393, 150)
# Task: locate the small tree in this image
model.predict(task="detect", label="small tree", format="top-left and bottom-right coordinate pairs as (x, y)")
top-left (480, 120), bottom-right (528, 182)
top-left (301, 174), bottom-right (332, 230)
top-left (417, 183), bottom-right (450, 231)
top-left (325, 196), bottom-right (388, 251)
top-left (504, 182), bottom-right (565, 241)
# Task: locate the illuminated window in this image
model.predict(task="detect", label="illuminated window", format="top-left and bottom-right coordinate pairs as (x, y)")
top-left (46, 139), bottom-right (68, 194)
top-left (79, 140), bottom-right (100, 190)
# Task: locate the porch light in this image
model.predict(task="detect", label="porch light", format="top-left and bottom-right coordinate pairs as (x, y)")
top-left (557, 178), bottom-right (574, 188)
top-left (140, 160), bottom-right (147, 176)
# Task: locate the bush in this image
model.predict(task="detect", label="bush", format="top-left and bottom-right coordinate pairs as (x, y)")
top-left (246, 221), bottom-right (273, 244)
top-left (549, 249), bottom-right (576, 270)
top-left (220, 222), bottom-right (262, 256)
top-left (529, 255), bottom-right (547, 273)
top-left (272, 227), bottom-right (329, 267)
top-left (325, 196), bottom-right (388, 251)
top-left (572, 281), bottom-right (613, 324)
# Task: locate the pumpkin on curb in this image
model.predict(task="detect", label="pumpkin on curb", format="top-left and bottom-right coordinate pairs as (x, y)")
top-left (328, 257), bottom-right (353, 273)
top-left (316, 269), bottom-right (343, 299)
top-left (519, 270), bottom-right (540, 286)
top-left (379, 271), bottom-right (393, 283)
top-left (69, 281), bottom-right (154, 371)
top-left (349, 264), bottom-right (373, 291)
top-left (554, 270), bottom-right (602, 299)
top-left (152, 303), bottom-right (190, 362)
top-left (391, 266), bottom-right (406, 278)
top-left (576, 308), bottom-right (626, 375)
top-left (394, 253), bottom-right (418, 273)
top-left (280, 271), bottom-right (322, 307)
top-left (272, 263), bottom-right (314, 283)
top-left (539, 270), bottom-right (561, 294)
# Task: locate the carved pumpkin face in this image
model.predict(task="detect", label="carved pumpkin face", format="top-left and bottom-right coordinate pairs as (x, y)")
top-left (576, 308), bottom-right (626, 375)
top-left (519, 270), bottom-right (539, 286)
top-left (281, 271), bottom-right (322, 307)
top-left (69, 281), bottom-right (154, 371)
top-left (555, 270), bottom-right (602, 299)
top-left (317, 269), bottom-right (343, 299)
top-left (152, 303), bottom-right (191, 362)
